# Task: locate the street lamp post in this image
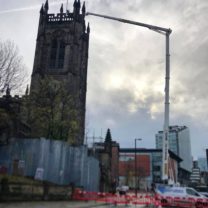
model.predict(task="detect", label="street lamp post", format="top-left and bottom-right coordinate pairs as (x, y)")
top-left (135, 138), bottom-right (142, 196)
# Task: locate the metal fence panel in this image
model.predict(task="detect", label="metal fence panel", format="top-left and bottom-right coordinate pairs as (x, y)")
top-left (0, 138), bottom-right (100, 191)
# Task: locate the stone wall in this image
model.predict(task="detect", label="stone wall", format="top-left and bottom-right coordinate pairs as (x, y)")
top-left (0, 180), bottom-right (72, 201)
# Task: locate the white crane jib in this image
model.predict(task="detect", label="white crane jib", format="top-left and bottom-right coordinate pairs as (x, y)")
top-left (86, 12), bottom-right (172, 182)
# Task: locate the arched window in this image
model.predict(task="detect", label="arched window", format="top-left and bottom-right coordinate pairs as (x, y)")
top-left (49, 39), bottom-right (65, 70)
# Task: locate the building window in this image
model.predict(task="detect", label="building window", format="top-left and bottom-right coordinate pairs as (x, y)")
top-left (49, 39), bottom-right (65, 70)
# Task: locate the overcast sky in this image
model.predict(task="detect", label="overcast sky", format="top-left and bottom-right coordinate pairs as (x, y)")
top-left (0, 0), bottom-right (208, 158)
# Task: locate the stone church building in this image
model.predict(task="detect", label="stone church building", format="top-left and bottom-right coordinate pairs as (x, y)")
top-left (0, 0), bottom-right (90, 145)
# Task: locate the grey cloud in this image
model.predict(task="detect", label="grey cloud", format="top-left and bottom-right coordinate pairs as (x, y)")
top-left (86, 0), bottom-right (208, 157)
top-left (1, 0), bottom-right (208, 157)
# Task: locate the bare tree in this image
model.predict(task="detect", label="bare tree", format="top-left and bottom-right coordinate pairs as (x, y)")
top-left (0, 40), bottom-right (27, 95)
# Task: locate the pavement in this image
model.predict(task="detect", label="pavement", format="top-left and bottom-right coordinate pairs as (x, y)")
top-left (0, 201), bottom-right (102, 208)
top-left (0, 201), bottom-right (149, 208)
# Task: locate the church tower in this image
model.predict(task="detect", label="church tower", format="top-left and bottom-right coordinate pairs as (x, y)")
top-left (30, 0), bottom-right (89, 145)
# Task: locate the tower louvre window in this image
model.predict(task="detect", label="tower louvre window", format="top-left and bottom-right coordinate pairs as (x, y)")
top-left (49, 39), bottom-right (65, 69)
top-left (50, 39), bottom-right (57, 68)
top-left (58, 41), bottom-right (65, 68)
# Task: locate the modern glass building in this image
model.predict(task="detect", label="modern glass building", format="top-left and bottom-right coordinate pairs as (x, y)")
top-left (155, 126), bottom-right (192, 184)
top-left (198, 157), bottom-right (208, 172)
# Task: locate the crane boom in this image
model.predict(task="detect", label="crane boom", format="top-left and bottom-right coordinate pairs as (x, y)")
top-left (86, 11), bottom-right (172, 184)
top-left (86, 12), bottom-right (172, 34)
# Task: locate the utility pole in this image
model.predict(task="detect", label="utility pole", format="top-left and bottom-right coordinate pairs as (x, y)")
top-left (86, 12), bottom-right (172, 183)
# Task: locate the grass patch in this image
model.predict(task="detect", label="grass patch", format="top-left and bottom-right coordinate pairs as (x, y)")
top-left (0, 174), bottom-right (42, 185)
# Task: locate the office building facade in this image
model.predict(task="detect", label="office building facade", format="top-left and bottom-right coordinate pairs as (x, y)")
top-left (119, 148), bottom-right (181, 190)
top-left (156, 126), bottom-right (192, 173)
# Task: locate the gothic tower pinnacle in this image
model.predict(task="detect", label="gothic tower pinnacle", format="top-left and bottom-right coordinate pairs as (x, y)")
top-left (82, 2), bottom-right (86, 16)
top-left (44, 0), bottom-right (49, 13)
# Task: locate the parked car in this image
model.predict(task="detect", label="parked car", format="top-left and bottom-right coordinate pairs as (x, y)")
top-left (195, 186), bottom-right (208, 198)
top-left (116, 185), bottom-right (129, 195)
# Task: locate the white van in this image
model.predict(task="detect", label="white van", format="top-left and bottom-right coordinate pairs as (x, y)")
top-left (155, 185), bottom-right (206, 207)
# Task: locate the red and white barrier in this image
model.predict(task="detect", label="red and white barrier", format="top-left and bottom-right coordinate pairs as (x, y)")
top-left (72, 190), bottom-right (208, 207)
